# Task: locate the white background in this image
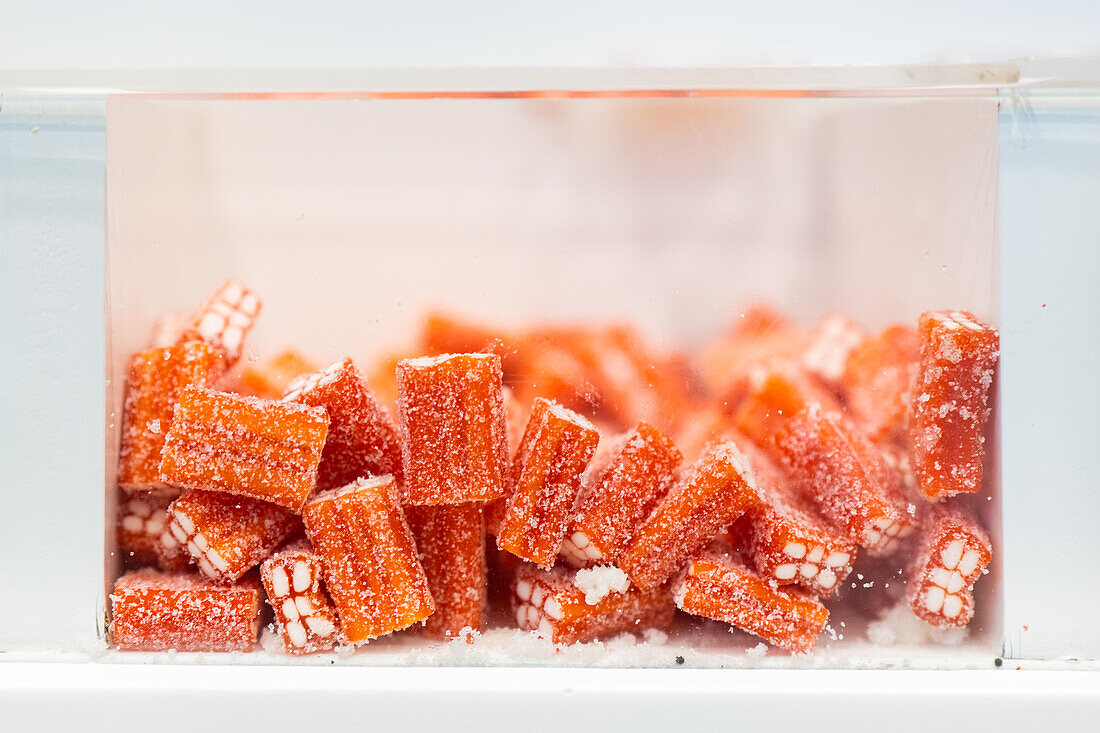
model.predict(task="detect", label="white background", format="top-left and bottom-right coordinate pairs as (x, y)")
top-left (0, 1), bottom-right (1098, 70)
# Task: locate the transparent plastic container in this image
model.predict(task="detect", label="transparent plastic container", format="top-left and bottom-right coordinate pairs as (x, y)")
top-left (2, 63), bottom-right (1098, 725)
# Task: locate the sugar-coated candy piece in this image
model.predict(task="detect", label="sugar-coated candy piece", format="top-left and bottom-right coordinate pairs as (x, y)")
top-left (909, 311), bottom-right (1000, 500)
top-left (732, 366), bottom-right (841, 460)
top-left (498, 398), bottom-right (600, 566)
top-left (674, 406), bottom-right (735, 464)
top-left (843, 324), bottom-right (920, 443)
top-left (673, 552), bottom-right (828, 654)
top-left (159, 386), bottom-right (329, 511)
top-left (166, 490), bottom-right (300, 583)
top-left (110, 569), bottom-right (261, 652)
top-left (117, 493), bottom-right (173, 566)
top-left (512, 565), bottom-right (674, 645)
top-left (302, 476), bottom-right (434, 643)
top-left (907, 503), bottom-right (992, 628)
top-left (733, 442), bottom-right (857, 597)
top-left (397, 353), bottom-right (509, 505)
top-left (118, 341), bottom-right (224, 493)
top-left (407, 503), bottom-right (487, 638)
top-left (802, 313), bottom-right (868, 391)
top-left (284, 358), bottom-right (404, 489)
top-left (483, 387), bottom-right (529, 537)
top-left (238, 350), bottom-right (317, 399)
top-left (777, 406), bottom-right (917, 556)
top-left (700, 304), bottom-right (809, 412)
top-left (261, 542), bottom-right (340, 653)
top-left (420, 311), bottom-right (515, 365)
top-left (619, 441), bottom-right (761, 589)
top-left (561, 423), bottom-right (682, 568)
top-left (177, 279), bottom-right (261, 366)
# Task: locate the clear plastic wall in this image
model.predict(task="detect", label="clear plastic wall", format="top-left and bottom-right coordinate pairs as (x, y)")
top-left (2, 74), bottom-right (1097, 667)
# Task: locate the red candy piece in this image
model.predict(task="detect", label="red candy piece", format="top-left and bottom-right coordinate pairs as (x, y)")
top-left (407, 503), bottom-right (487, 639)
top-left (733, 442), bottom-right (857, 597)
top-left (159, 386), bottom-right (329, 511)
top-left (498, 398), bottom-right (600, 566)
top-left (909, 311), bottom-right (1000, 500)
top-left (165, 490), bottom-right (300, 583)
top-left (619, 441), bottom-right (761, 590)
top-left (732, 366), bottom-right (841, 461)
top-left (261, 542), bottom-right (340, 653)
top-left (117, 341), bottom-right (224, 493)
top-left (674, 552), bottom-right (828, 654)
top-left (512, 565), bottom-right (674, 644)
top-left (561, 423), bottom-right (682, 568)
top-left (284, 357), bottom-right (404, 490)
top-left (117, 493), bottom-right (173, 567)
top-left (302, 476), bottom-right (434, 644)
top-left (907, 503), bottom-right (992, 628)
top-left (483, 387), bottom-right (529, 537)
top-left (777, 405), bottom-right (917, 556)
top-left (801, 313), bottom-right (868, 392)
top-left (397, 353), bottom-right (509, 505)
top-left (843, 324), bottom-right (920, 443)
top-left (700, 304), bottom-right (809, 412)
top-left (238, 350), bottom-right (317, 399)
top-left (177, 279), bottom-right (261, 367)
top-left (110, 569), bottom-right (261, 652)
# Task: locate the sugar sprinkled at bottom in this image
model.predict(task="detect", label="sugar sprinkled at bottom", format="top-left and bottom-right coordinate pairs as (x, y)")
top-left (574, 565), bottom-right (631, 605)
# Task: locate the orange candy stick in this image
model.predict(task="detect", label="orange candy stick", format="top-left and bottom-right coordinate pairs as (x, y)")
top-left (560, 423), bottom-right (682, 568)
top-left (117, 493), bottom-right (173, 567)
top-left (801, 313), bottom-right (868, 392)
top-left (733, 442), bottom-right (857, 597)
top-left (497, 398), bottom-right (600, 566)
top-left (302, 476), bottom-right (434, 644)
top-left (283, 358), bottom-right (404, 490)
top-left (777, 405), bottom-right (917, 556)
top-left (159, 386), bottom-right (329, 511)
top-left (165, 490), bottom-right (301, 583)
top-left (619, 441), bottom-right (761, 590)
top-left (907, 503), bottom-right (992, 628)
top-left (261, 542), bottom-right (340, 653)
top-left (700, 304), bottom-right (809, 412)
top-left (177, 279), bottom-right (261, 367)
top-left (843, 324), bottom-right (920, 443)
top-left (117, 341), bottom-right (224, 493)
top-left (110, 569), bottom-right (261, 652)
top-left (673, 551), bottom-right (828, 654)
top-left (407, 503), bottom-right (487, 639)
top-left (238, 350), bottom-right (317, 399)
top-left (731, 365), bottom-right (842, 460)
top-left (909, 311), bottom-right (1000, 500)
top-left (483, 387), bottom-right (528, 537)
top-left (512, 565), bottom-right (674, 645)
top-left (396, 353), bottom-right (509, 505)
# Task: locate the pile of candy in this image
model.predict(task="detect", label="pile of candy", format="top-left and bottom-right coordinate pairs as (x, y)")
top-left (111, 281), bottom-right (999, 656)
